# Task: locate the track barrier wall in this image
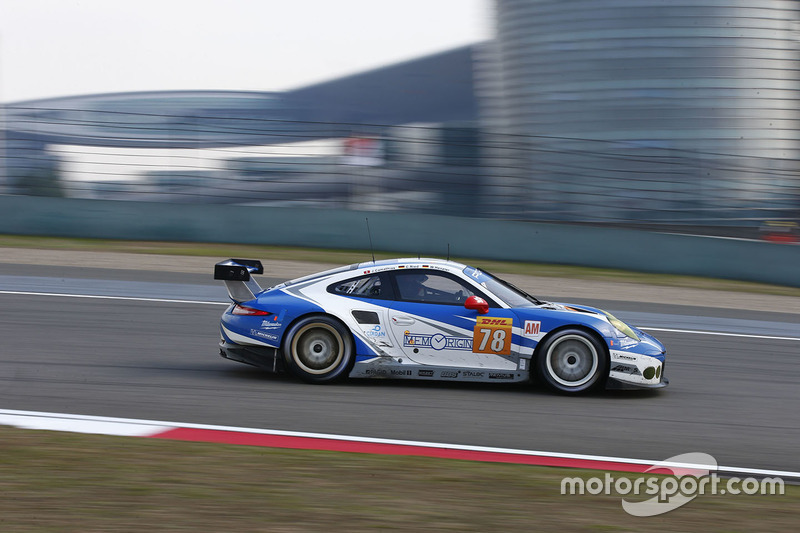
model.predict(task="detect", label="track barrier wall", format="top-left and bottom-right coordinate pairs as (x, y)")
top-left (2, 195), bottom-right (799, 287)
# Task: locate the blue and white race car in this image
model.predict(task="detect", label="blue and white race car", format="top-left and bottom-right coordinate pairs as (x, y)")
top-left (215, 257), bottom-right (667, 393)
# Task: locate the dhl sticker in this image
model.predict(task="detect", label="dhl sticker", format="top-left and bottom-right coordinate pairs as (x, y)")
top-left (476, 317), bottom-right (513, 327)
top-left (473, 317), bottom-right (512, 355)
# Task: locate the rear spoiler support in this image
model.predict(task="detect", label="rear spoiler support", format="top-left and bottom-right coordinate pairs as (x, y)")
top-left (214, 259), bottom-right (264, 302)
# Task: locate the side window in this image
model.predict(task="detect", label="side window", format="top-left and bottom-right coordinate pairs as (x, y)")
top-left (393, 270), bottom-right (479, 305)
top-left (329, 274), bottom-right (389, 299)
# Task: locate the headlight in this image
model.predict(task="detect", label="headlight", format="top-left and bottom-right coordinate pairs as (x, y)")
top-left (601, 310), bottom-right (640, 341)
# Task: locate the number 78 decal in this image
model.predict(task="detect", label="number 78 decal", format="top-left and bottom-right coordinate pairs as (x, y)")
top-left (472, 317), bottom-right (513, 355)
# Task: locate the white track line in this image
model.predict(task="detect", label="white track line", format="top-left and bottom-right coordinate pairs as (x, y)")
top-left (0, 290), bottom-right (227, 306)
top-left (640, 327), bottom-right (800, 342)
top-left (0, 408), bottom-right (797, 479)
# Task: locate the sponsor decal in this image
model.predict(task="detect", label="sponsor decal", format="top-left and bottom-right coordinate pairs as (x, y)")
top-left (403, 332), bottom-right (473, 351)
top-left (250, 329), bottom-right (278, 341)
top-left (390, 369), bottom-right (412, 376)
top-left (523, 320), bottom-right (541, 337)
top-left (612, 353), bottom-right (638, 362)
top-left (473, 317), bottom-right (513, 355)
top-left (365, 368), bottom-right (389, 376)
top-left (462, 370), bottom-right (485, 379)
top-left (259, 310), bottom-right (286, 331)
top-left (488, 372), bottom-right (514, 380)
top-left (418, 369), bottom-right (435, 377)
top-left (477, 317), bottom-right (513, 327)
top-left (441, 371), bottom-right (459, 378)
top-left (365, 325), bottom-right (387, 338)
top-left (611, 364), bottom-right (641, 376)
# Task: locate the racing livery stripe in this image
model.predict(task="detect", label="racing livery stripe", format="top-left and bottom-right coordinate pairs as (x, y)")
top-left (221, 324), bottom-right (278, 348)
top-left (2, 409), bottom-right (798, 479)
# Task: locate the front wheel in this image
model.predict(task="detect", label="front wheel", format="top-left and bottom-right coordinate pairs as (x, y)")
top-left (282, 315), bottom-right (354, 383)
top-left (536, 329), bottom-right (608, 394)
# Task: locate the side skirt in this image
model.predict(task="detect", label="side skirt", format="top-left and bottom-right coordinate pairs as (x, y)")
top-left (349, 359), bottom-right (530, 383)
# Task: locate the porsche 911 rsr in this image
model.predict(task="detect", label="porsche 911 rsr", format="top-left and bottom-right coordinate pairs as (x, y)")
top-left (215, 258), bottom-right (668, 394)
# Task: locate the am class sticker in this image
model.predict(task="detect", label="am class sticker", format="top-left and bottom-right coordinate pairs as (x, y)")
top-left (522, 320), bottom-right (541, 337)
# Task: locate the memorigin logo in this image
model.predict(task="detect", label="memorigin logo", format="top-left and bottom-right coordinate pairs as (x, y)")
top-left (403, 331), bottom-right (472, 351)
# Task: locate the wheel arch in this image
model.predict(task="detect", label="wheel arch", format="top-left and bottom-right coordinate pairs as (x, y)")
top-left (532, 323), bottom-right (610, 367)
top-left (280, 311), bottom-right (355, 352)
top-left (280, 311), bottom-right (358, 383)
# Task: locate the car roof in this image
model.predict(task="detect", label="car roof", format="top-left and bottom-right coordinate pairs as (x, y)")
top-left (278, 257), bottom-right (467, 288)
top-left (358, 257), bottom-right (467, 270)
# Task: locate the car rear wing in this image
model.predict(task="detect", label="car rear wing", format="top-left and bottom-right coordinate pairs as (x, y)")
top-left (214, 258), bottom-right (264, 303)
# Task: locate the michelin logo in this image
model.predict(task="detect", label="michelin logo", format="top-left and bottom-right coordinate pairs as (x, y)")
top-left (403, 331), bottom-right (472, 351)
top-left (250, 329), bottom-right (278, 341)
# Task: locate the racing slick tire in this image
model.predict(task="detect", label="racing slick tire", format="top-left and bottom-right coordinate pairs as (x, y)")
top-left (536, 328), bottom-right (608, 394)
top-left (282, 315), bottom-right (354, 383)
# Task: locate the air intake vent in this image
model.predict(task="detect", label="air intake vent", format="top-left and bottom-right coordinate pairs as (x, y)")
top-left (352, 310), bottom-right (380, 325)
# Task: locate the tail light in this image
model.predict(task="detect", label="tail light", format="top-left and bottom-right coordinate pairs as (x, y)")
top-left (231, 304), bottom-right (271, 316)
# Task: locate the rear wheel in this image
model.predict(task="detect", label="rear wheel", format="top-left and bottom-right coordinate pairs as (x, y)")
top-left (537, 329), bottom-right (608, 394)
top-left (283, 315), bottom-right (354, 383)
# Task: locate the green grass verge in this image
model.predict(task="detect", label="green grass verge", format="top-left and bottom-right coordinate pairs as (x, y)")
top-left (1, 234), bottom-right (799, 297)
top-left (0, 426), bottom-right (797, 532)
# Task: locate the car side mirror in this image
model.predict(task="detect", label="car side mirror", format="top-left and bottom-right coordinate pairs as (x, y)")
top-left (464, 295), bottom-right (489, 315)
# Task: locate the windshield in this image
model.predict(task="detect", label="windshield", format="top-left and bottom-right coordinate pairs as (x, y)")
top-left (462, 266), bottom-right (542, 307)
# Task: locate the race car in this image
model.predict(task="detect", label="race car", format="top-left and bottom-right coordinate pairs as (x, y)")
top-left (215, 257), bottom-right (667, 393)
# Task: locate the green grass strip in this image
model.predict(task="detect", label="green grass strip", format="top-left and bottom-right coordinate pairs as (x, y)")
top-left (0, 426), bottom-right (797, 532)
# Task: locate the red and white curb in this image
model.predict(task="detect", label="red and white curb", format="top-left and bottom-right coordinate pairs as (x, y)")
top-left (1, 408), bottom-right (798, 480)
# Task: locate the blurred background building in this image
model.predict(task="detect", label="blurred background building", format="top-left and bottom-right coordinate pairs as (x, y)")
top-left (1, 47), bottom-right (481, 214)
top-left (1, 0), bottom-right (799, 238)
top-left (481, 0), bottom-right (800, 232)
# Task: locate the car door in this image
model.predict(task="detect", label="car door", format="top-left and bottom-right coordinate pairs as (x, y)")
top-left (384, 269), bottom-right (519, 371)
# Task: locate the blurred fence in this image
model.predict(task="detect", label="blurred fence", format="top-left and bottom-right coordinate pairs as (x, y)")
top-left (2, 106), bottom-right (799, 239)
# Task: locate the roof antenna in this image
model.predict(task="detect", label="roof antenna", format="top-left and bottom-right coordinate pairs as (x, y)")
top-left (447, 243), bottom-right (450, 261)
top-left (365, 218), bottom-right (376, 263)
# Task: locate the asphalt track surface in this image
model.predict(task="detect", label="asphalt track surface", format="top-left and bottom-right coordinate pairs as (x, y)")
top-left (0, 262), bottom-right (798, 473)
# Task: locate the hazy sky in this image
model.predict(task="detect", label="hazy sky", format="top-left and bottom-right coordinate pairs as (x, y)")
top-left (0, 0), bottom-right (492, 103)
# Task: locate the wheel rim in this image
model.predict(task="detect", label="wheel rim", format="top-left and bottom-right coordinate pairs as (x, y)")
top-left (291, 323), bottom-right (345, 375)
top-left (545, 335), bottom-right (599, 388)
